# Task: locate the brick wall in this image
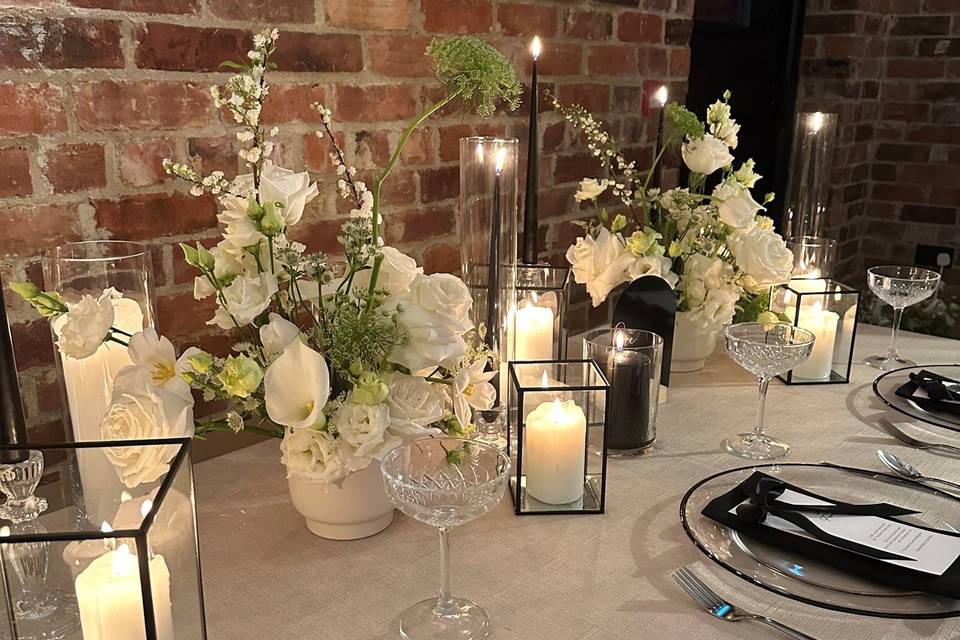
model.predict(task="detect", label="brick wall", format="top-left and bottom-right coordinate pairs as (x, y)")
top-left (798, 0), bottom-right (960, 302)
top-left (0, 0), bottom-right (694, 446)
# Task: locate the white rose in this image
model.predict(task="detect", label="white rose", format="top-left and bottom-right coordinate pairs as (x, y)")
top-left (404, 273), bottom-right (473, 333)
top-left (713, 183), bottom-right (762, 230)
top-left (265, 339), bottom-right (330, 430)
top-left (258, 162), bottom-right (319, 228)
top-left (574, 178), bottom-right (608, 202)
top-left (681, 134), bottom-right (734, 175)
top-left (54, 288), bottom-right (118, 359)
top-left (565, 227), bottom-right (635, 307)
top-left (280, 427), bottom-right (347, 483)
top-left (353, 246), bottom-right (422, 296)
top-left (729, 226), bottom-right (794, 288)
top-left (331, 400), bottom-right (398, 471)
top-left (101, 371), bottom-right (194, 488)
top-left (627, 255), bottom-right (680, 289)
top-left (386, 374), bottom-right (446, 437)
top-left (687, 286), bottom-right (739, 329)
top-left (208, 273), bottom-right (277, 329)
top-left (390, 302), bottom-right (467, 372)
top-left (259, 312), bottom-right (300, 356)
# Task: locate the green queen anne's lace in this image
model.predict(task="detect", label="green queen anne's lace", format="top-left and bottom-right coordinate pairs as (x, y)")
top-left (426, 36), bottom-right (522, 117)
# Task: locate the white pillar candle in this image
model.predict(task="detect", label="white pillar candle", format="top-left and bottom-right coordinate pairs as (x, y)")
top-left (523, 398), bottom-right (586, 505)
top-left (789, 301), bottom-right (839, 380)
top-left (75, 544), bottom-right (174, 640)
top-left (514, 300), bottom-right (554, 360)
top-left (784, 277), bottom-right (828, 307)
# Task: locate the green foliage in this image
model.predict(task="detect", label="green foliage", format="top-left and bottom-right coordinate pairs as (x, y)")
top-left (426, 36), bottom-right (522, 117)
top-left (10, 281), bottom-right (68, 317)
top-left (665, 103), bottom-right (705, 145)
top-left (734, 288), bottom-right (771, 324)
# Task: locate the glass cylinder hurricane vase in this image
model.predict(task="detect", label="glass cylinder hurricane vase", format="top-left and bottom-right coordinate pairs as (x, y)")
top-left (459, 137), bottom-right (519, 441)
top-left (42, 241), bottom-right (156, 525)
top-left (509, 264), bottom-right (571, 362)
top-left (783, 112), bottom-right (838, 240)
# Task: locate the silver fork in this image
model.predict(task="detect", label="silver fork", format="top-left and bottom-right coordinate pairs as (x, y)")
top-left (878, 417), bottom-right (960, 455)
top-left (673, 567), bottom-right (819, 640)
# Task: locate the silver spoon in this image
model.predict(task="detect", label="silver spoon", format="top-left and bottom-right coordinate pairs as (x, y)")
top-left (876, 450), bottom-right (960, 493)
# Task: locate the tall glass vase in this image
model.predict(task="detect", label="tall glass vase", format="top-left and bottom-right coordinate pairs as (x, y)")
top-left (783, 111), bottom-right (838, 240)
top-left (42, 241), bottom-right (156, 525)
top-left (458, 137), bottom-right (518, 444)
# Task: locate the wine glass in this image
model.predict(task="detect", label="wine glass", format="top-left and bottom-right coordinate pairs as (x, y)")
top-left (865, 266), bottom-right (941, 371)
top-left (723, 323), bottom-right (816, 460)
top-left (381, 437), bottom-right (510, 640)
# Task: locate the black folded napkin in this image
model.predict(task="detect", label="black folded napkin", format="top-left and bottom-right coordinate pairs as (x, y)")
top-left (701, 471), bottom-right (960, 599)
top-left (895, 369), bottom-right (960, 417)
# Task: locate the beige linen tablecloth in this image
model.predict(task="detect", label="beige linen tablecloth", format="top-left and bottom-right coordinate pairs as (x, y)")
top-left (195, 325), bottom-right (960, 639)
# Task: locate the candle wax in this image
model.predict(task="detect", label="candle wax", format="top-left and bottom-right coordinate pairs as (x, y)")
top-left (523, 399), bottom-right (586, 505)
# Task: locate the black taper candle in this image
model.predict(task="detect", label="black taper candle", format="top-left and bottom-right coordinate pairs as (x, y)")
top-left (522, 37), bottom-right (541, 265)
top-left (0, 277), bottom-right (29, 464)
top-left (651, 85), bottom-right (668, 190)
top-left (486, 153), bottom-right (503, 354)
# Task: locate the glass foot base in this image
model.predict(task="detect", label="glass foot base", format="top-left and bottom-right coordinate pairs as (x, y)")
top-left (0, 496), bottom-right (48, 524)
top-left (865, 354), bottom-right (915, 371)
top-left (11, 589), bottom-right (79, 640)
top-left (399, 597), bottom-right (492, 640)
top-left (723, 433), bottom-right (790, 460)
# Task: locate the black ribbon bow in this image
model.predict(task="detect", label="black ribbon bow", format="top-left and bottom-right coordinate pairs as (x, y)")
top-left (896, 370), bottom-right (960, 416)
top-left (735, 477), bottom-right (920, 561)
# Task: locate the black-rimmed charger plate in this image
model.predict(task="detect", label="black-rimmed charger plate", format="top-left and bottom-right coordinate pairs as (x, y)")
top-left (680, 463), bottom-right (960, 618)
top-left (873, 364), bottom-right (960, 432)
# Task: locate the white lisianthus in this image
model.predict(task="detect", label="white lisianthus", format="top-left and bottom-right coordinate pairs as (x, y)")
top-left (707, 100), bottom-right (740, 149)
top-left (713, 182), bottom-right (763, 231)
top-left (125, 328), bottom-right (200, 401)
top-left (386, 374), bottom-right (446, 436)
top-left (101, 370), bottom-right (194, 488)
top-left (193, 276), bottom-right (215, 300)
top-left (627, 255), bottom-right (679, 289)
top-left (264, 339), bottom-right (330, 430)
top-left (565, 227), bottom-right (635, 307)
top-left (280, 427), bottom-right (346, 483)
top-left (733, 159), bottom-right (761, 189)
top-left (218, 198), bottom-right (265, 250)
top-left (257, 162), bottom-right (319, 228)
top-left (209, 239), bottom-right (252, 281)
top-left (404, 273), bottom-right (473, 333)
top-left (353, 246), bottom-right (422, 295)
top-left (681, 134), bottom-right (733, 175)
top-left (259, 312), bottom-right (300, 356)
top-left (54, 288), bottom-right (119, 359)
top-left (390, 301), bottom-right (468, 373)
top-left (452, 359), bottom-right (496, 429)
top-left (728, 226), bottom-right (794, 288)
top-left (209, 273), bottom-right (278, 329)
top-left (331, 400), bottom-right (396, 469)
top-left (574, 178), bottom-right (609, 202)
top-left (687, 286), bottom-right (739, 329)
top-left (680, 253), bottom-right (735, 313)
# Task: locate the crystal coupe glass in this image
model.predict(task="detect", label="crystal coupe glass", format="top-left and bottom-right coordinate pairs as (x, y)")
top-left (723, 323), bottom-right (815, 460)
top-left (865, 266), bottom-right (941, 371)
top-left (381, 438), bottom-right (510, 640)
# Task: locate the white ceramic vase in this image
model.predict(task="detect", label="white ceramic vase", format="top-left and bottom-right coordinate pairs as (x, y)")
top-left (670, 311), bottom-right (719, 373)
top-left (287, 463), bottom-right (395, 540)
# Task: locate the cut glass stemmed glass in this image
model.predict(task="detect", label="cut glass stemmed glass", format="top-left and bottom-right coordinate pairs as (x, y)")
top-left (865, 266), bottom-right (941, 370)
top-left (723, 322), bottom-right (816, 460)
top-left (381, 437), bottom-right (510, 640)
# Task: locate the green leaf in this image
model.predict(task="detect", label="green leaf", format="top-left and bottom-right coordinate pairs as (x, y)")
top-left (9, 281), bottom-right (40, 301)
top-left (180, 242), bottom-right (201, 268)
top-left (219, 61), bottom-right (249, 71)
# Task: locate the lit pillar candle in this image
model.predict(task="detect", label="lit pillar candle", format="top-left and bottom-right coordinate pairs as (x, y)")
top-left (790, 300), bottom-right (838, 380)
top-left (75, 544), bottom-right (174, 640)
top-left (513, 298), bottom-right (554, 361)
top-left (523, 398), bottom-right (586, 505)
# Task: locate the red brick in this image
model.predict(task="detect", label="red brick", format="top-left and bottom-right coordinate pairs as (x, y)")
top-left (368, 36), bottom-right (434, 77)
top-left (891, 16), bottom-right (951, 36)
top-left (43, 144), bottom-right (106, 194)
top-left (380, 170), bottom-right (417, 206)
top-left (335, 85), bottom-right (418, 123)
top-left (618, 12), bottom-right (663, 43)
top-left (303, 131), bottom-right (344, 173)
top-left (498, 3), bottom-right (557, 37)
top-left (588, 45), bottom-right (636, 75)
top-left (564, 9), bottom-right (613, 40)
top-left (900, 163), bottom-right (958, 185)
top-left (0, 84), bottom-right (66, 135)
top-left (289, 218), bottom-right (347, 255)
top-left (554, 151), bottom-right (603, 184)
top-left (538, 43), bottom-right (583, 76)
top-left (135, 24), bottom-right (248, 71)
top-left (400, 129), bottom-right (435, 165)
top-left (0, 17), bottom-right (122, 70)
top-left (261, 85), bottom-right (326, 125)
top-left (95, 193), bottom-right (217, 240)
top-left (209, 0), bottom-right (314, 22)
top-left (384, 206), bottom-right (455, 244)
top-left (880, 101), bottom-right (930, 121)
top-left (67, 0), bottom-right (198, 13)
top-left (189, 136), bottom-right (241, 179)
top-left (557, 83), bottom-right (610, 113)
top-left (119, 138), bottom-right (177, 188)
top-left (886, 59), bottom-right (946, 78)
top-left (916, 82), bottom-right (960, 101)
top-left (274, 32), bottom-right (364, 73)
top-left (804, 14), bottom-right (857, 35)
top-left (0, 147), bottom-right (31, 198)
top-left (438, 124), bottom-right (473, 162)
top-left (0, 204), bottom-right (80, 257)
top-left (901, 204), bottom-right (957, 224)
top-left (423, 0), bottom-right (493, 34)
top-left (665, 19), bottom-right (693, 45)
top-left (10, 320), bottom-right (55, 370)
top-left (157, 292), bottom-right (216, 338)
top-left (422, 242), bottom-right (460, 275)
top-left (327, 0), bottom-right (414, 30)
top-left (75, 81), bottom-right (211, 131)
top-left (419, 165), bottom-right (459, 202)
top-left (670, 47), bottom-right (691, 76)
top-left (637, 47), bottom-right (668, 76)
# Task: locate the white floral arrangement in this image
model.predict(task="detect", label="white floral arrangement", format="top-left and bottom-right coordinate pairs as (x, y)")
top-left (555, 92), bottom-right (794, 330)
top-left (13, 30), bottom-right (521, 486)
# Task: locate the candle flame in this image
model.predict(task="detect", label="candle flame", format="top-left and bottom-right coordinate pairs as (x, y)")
top-left (0, 526), bottom-right (9, 538)
top-left (614, 329), bottom-right (625, 352)
top-left (112, 544), bottom-right (134, 577)
top-left (549, 398), bottom-right (564, 421)
top-left (540, 370), bottom-right (549, 388)
top-left (807, 112), bottom-right (824, 133)
top-left (100, 521), bottom-right (113, 534)
top-left (654, 85), bottom-right (668, 107)
top-left (495, 147), bottom-right (507, 174)
top-left (140, 499), bottom-right (153, 519)
top-left (530, 36), bottom-right (542, 60)
top-left (120, 491), bottom-right (132, 503)
top-left (475, 142), bottom-right (484, 163)
top-left (812, 299), bottom-right (823, 313)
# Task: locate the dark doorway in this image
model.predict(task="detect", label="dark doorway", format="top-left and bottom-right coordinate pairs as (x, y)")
top-left (686, 0), bottom-right (806, 232)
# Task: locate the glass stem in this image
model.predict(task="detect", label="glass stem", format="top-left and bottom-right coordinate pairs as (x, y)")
top-left (754, 376), bottom-right (770, 438)
top-left (886, 306), bottom-right (904, 361)
top-left (435, 526), bottom-right (454, 614)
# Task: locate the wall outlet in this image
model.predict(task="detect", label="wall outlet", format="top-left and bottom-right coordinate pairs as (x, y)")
top-left (914, 244), bottom-right (954, 269)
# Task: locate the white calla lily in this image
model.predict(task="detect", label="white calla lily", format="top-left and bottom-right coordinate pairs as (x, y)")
top-left (265, 340), bottom-right (330, 430)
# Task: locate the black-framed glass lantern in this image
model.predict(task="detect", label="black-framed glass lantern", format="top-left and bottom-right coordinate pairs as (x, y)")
top-left (0, 438), bottom-right (205, 640)
top-left (771, 279), bottom-right (860, 384)
top-left (510, 265), bottom-right (571, 361)
top-left (506, 360), bottom-right (609, 515)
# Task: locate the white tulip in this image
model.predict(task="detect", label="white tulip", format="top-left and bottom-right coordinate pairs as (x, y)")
top-left (125, 328), bottom-right (199, 401)
top-left (264, 339), bottom-right (330, 430)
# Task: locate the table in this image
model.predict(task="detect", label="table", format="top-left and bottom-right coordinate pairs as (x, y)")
top-left (195, 325), bottom-right (960, 639)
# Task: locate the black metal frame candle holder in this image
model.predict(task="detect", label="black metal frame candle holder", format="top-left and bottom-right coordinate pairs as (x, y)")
top-left (513, 265), bottom-right (571, 361)
top-left (506, 360), bottom-right (609, 516)
top-left (770, 279), bottom-right (860, 385)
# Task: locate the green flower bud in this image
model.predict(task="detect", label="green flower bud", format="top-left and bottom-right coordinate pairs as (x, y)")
top-left (246, 199), bottom-right (265, 221)
top-left (258, 201), bottom-right (284, 237)
top-left (668, 241), bottom-right (682, 258)
top-left (610, 213), bottom-right (627, 233)
top-left (348, 359), bottom-right (364, 378)
top-left (756, 311), bottom-right (779, 328)
top-left (180, 242), bottom-right (201, 268)
top-left (216, 355), bottom-right (263, 399)
top-left (351, 371), bottom-right (389, 405)
top-left (187, 351), bottom-right (214, 374)
top-left (625, 226), bottom-right (662, 257)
